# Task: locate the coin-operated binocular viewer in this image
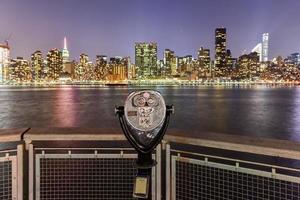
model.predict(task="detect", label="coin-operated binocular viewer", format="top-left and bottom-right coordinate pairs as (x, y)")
top-left (115, 90), bottom-right (174, 199)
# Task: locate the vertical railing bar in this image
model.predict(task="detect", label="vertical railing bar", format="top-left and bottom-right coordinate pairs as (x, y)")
top-left (35, 155), bottom-right (41, 200)
top-left (171, 155), bottom-right (176, 200)
top-left (166, 143), bottom-right (171, 200)
top-left (152, 153), bottom-right (156, 200)
top-left (156, 143), bottom-right (162, 200)
top-left (17, 144), bottom-right (24, 200)
top-left (11, 156), bottom-right (17, 200)
top-left (28, 143), bottom-right (34, 200)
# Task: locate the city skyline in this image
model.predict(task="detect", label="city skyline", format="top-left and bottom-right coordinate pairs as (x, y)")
top-left (1, 0), bottom-right (300, 60)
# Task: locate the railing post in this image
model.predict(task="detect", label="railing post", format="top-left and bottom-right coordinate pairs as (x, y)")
top-left (17, 144), bottom-right (24, 200)
top-left (28, 143), bottom-right (34, 200)
top-left (155, 143), bottom-right (162, 200)
top-left (165, 142), bottom-right (171, 200)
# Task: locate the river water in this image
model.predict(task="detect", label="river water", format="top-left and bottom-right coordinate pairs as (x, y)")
top-left (0, 85), bottom-right (300, 142)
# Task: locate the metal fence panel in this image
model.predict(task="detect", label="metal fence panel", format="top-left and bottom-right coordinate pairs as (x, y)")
top-left (0, 154), bottom-right (17, 200)
top-left (172, 156), bottom-right (300, 200)
top-left (35, 153), bottom-right (156, 200)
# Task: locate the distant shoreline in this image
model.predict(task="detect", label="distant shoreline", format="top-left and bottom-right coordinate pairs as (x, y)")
top-left (0, 81), bottom-right (300, 88)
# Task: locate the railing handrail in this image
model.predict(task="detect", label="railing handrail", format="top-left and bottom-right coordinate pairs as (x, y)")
top-left (164, 132), bottom-right (300, 160)
top-left (1, 128), bottom-right (300, 160)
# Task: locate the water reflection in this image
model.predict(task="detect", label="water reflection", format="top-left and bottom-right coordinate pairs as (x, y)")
top-left (291, 88), bottom-right (300, 141)
top-left (54, 88), bottom-right (77, 126)
top-left (0, 86), bottom-right (299, 142)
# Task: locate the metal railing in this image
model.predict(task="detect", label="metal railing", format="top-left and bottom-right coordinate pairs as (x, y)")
top-left (1, 128), bottom-right (300, 199)
top-left (164, 133), bottom-right (300, 200)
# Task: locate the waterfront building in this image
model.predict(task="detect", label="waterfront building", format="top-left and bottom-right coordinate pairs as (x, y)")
top-left (94, 55), bottom-right (108, 81)
top-left (262, 33), bottom-right (269, 62)
top-left (0, 42), bottom-right (10, 83)
top-left (215, 27), bottom-right (227, 77)
top-left (286, 53), bottom-right (300, 66)
top-left (31, 50), bottom-right (44, 82)
top-left (171, 57), bottom-right (178, 76)
top-left (64, 61), bottom-right (76, 79)
top-left (198, 47), bottom-right (210, 69)
top-left (251, 43), bottom-right (262, 62)
top-left (107, 56), bottom-right (129, 81)
top-left (46, 49), bottom-right (63, 81)
top-left (197, 47), bottom-right (212, 78)
top-left (135, 42), bottom-right (157, 78)
top-left (225, 49), bottom-right (238, 78)
top-left (163, 49), bottom-right (176, 77)
top-left (75, 53), bottom-right (91, 81)
top-left (9, 57), bottom-right (31, 82)
top-left (236, 52), bottom-right (259, 80)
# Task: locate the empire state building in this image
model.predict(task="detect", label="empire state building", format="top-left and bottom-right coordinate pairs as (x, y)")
top-left (62, 37), bottom-right (69, 63)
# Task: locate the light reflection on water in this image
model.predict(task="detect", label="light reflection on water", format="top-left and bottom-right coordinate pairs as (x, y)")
top-left (0, 86), bottom-right (300, 142)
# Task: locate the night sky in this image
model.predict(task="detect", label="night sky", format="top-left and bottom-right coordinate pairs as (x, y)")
top-left (0, 0), bottom-right (300, 61)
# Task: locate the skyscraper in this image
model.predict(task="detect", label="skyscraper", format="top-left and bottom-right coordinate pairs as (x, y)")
top-left (215, 28), bottom-right (227, 76)
top-left (94, 55), bottom-right (108, 80)
top-left (62, 37), bottom-right (69, 64)
top-left (31, 50), bottom-right (44, 82)
top-left (0, 42), bottom-right (10, 82)
top-left (47, 48), bottom-right (63, 80)
top-left (262, 33), bottom-right (269, 62)
top-left (75, 53), bottom-right (89, 81)
top-left (198, 47), bottom-right (210, 69)
top-left (135, 42), bottom-right (157, 78)
top-left (9, 57), bottom-right (31, 82)
top-left (163, 49), bottom-right (176, 77)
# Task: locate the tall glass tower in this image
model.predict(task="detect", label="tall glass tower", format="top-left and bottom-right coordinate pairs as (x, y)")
top-left (215, 28), bottom-right (227, 76)
top-left (0, 43), bottom-right (10, 83)
top-left (135, 42), bottom-right (157, 78)
top-left (262, 33), bottom-right (269, 62)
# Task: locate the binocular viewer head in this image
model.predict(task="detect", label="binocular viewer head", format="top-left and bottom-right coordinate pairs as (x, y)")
top-left (116, 90), bottom-right (173, 154)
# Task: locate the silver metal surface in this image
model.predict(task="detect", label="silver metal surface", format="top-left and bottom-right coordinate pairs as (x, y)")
top-left (124, 90), bottom-right (166, 132)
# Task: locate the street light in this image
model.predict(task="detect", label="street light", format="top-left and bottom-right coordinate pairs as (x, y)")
top-left (115, 90), bottom-right (174, 199)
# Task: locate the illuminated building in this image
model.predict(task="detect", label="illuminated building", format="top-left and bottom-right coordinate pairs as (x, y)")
top-left (107, 56), bottom-right (129, 81)
top-left (64, 61), bottom-right (76, 79)
top-left (171, 57), bottom-right (178, 76)
top-left (31, 50), bottom-right (44, 82)
top-left (262, 33), bottom-right (269, 62)
top-left (286, 53), bottom-right (300, 66)
top-left (135, 42), bottom-right (157, 78)
top-left (215, 27), bottom-right (227, 76)
top-left (46, 49), bottom-right (63, 81)
top-left (9, 57), bottom-right (31, 82)
top-left (163, 49), bottom-right (176, 77)
top-left (225, 49), bottom-right (236, 71)
top-left (251, 43), bottom-right (262, 62)
top-left (178, 55), bottom-right (194, 77)
top-left (0, 42), bottom-right (10, 82)
top-left (236, 52), bottom-right (259, 80)
top-left (75, 53), bottom-right (91, 81)
top-left (198, 47), bottom-right (210, 68)
top-left (198, 47), bottom-right (211, 77)
top-left (94, 55), bottom-right (108, 80)
top-left (62, 37), bottom-right (69, 64)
